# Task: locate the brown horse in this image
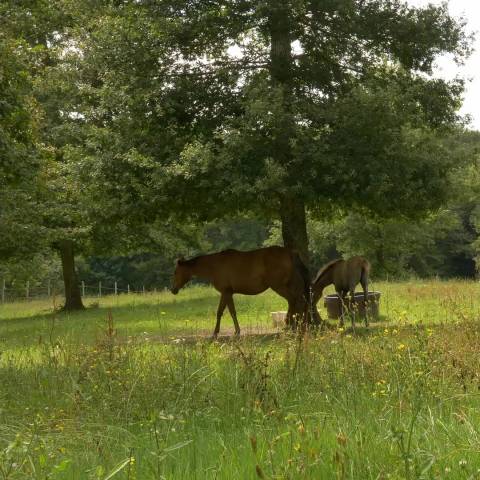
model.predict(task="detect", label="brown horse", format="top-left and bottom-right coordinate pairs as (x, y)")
top-left (171, 246), bottom-right (311, 337)
top-left (311, 256), bottom-right (370, 329)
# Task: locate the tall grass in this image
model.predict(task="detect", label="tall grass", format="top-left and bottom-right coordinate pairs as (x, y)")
top-left (1, 280), bottom-right (480, 479)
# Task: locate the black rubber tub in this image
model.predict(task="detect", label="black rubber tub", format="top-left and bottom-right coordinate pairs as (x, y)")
top-left (323, 292), bottom-right (381, 320)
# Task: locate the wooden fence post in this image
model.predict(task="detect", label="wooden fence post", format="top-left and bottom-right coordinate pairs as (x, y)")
top-left (142, 285), bottom-right (145, 295)
top-left (127, 284), bottom-right (130, 295)
top-left (114, 281), bottom-right (118, 296)
top-left (26, 281), bottom-right (30, 301)
top-left (1, 278), bottom-right (5, 304)
top-left (99, 281), bottom-right (102, 297)
top-left (82, 281), bottom-right (85, 297)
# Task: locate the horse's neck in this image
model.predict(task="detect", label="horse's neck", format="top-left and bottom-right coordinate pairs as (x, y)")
top-left (188, 256), bottom-right (214, 281)
top-left (314, 271), bottom-right (333, 291)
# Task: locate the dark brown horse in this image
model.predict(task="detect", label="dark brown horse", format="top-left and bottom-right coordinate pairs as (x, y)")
top-left (311, 256), bottom-right (370, 329)
top-left (171, 246), bottom-right (310, 337)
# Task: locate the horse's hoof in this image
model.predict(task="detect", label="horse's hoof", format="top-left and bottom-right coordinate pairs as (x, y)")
top-left (234, 330), bottom-right (241, 336)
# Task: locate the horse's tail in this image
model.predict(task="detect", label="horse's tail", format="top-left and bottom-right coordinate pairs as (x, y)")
top-left (361, 258), bottom-right (371, 278)
top-left (360, 258), bottom-right (370, 291)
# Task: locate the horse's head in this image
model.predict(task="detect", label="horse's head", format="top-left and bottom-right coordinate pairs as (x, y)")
top-left (171, 257), bottom-right (192, 294)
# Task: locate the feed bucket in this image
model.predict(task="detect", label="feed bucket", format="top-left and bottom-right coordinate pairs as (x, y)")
top-left (323, 292), bottom-right (381, 320)
top-left (271, 311), bottom-right (287, 328)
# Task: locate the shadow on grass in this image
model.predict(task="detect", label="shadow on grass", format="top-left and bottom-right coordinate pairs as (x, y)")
top-left (1, 292), bottom-right (400, 349)
top-left (0, 291), bottom-right (220, 324)
top-left (139, 313), bottom-right (394, 347)
top-left (0, 291), bottom-right (227, 348)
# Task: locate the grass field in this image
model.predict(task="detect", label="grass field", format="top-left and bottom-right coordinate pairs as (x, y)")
top-left (1, 280), bottom-right (480, 479)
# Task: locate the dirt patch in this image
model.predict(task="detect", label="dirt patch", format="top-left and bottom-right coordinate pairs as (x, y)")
top-left (122, 325), bottom-right (284, 345)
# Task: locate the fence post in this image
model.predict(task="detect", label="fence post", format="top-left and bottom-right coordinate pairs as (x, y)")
top-left (114, 281), bottom-right (118, 296)
top-left (142, 285), bottom-right (145, 295)
top-left (81, 281), bottom-right (85, 297)
top-left (26, 281), bottom-right (30, 301)
top-left (99, 281), bottom-right (102, 297)
top-left (127, 284), bottom-right (130, 295)
top-left (47, 279), bottom-right (51, 298)
top-left (1, 278), bottom-right (5, 304)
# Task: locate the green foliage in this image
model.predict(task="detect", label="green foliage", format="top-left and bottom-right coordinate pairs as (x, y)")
top-left (0, 31), bottom-right (45, 258)
top-left (0, 0), bottom-right (72, 47)
top-left (1, 0), bottom-right (478, 290)
top-left (78, 216), bottom-right (270, 289)
top-left (265, 128), bottom-right (480, 278)
top-left (0, 39), bottom-right (37, 186)
top-left (0, 253), bottom-right (61, 293)
top-left (321, 81), bottom-right (461, 216)
top-left (62, 0), bottom-right (470, 229)
top-left (267, 207), bottom-right (477, 279)
top-left (334, 211), bottom-right (475, 278)
top-left (450, 131), bottom-right (480, 273)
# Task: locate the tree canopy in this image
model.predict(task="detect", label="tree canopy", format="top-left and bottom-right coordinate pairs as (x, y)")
top-left (1, 0), bottom-right (478, 311)
top-left (66, 0), bottom-right (470, 265)
top-left (0, 25), bottom-right (44, 258)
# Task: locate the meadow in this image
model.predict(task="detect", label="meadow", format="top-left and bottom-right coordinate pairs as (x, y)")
top-left (1, 280), bottom-right (480, 479)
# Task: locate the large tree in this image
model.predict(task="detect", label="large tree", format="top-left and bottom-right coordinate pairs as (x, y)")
top-left (1, 1), bottom-right (88, 310)
top-left (68, 0), bottom-right (469, 268)
top-left (0, 22), bottom-right (45, 260)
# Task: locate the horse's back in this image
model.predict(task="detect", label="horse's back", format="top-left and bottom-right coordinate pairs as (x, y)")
top-left (347, 257), bottom-right (370, 284)
top-left (216, 246), bottom-right (291, 264)
top-left (330, 256), bottom-right (369, 289)
top-left (212, 246), bottom-right (296, 293)
top-left (346, 256), bottom-right (370, 273)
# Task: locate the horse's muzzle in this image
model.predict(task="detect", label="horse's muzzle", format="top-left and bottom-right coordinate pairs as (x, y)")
top-left (171, 287), bottom-right (179, 295)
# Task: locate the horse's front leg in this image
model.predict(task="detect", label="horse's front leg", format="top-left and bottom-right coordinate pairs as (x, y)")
top-left (337, 290), bottom-right (346, 329)
top-left (309, 288), bottom-right (324, 329)
top-left (213, 293), bottom-right (228, 339)
top-left (226, 293), bottom-right (240, 336)
top-left (285, 301), bottom-right (304, 331)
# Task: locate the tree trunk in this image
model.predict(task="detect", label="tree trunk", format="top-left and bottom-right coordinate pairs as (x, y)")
top-left (58, 239), bottom-right (84, 311)
top-left (268, 1), bottom-right (310, 266)
top-left (280, 195), bottom-right (309, 264)
top-left (269, 2), bottom-right (293, 86)
top-left (268, 3), bottom-right (318, 327)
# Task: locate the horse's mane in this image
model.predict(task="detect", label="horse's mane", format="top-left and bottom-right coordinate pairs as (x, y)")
top-left (312, 259), bottom-right (343, 284)
top-left (181, 249), bottom-right (238, 266)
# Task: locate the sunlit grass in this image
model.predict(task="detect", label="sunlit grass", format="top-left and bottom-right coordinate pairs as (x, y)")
top-left (1, 280), bottom-right (480, 348)
top-left (1, 279), bottom-right (480, 479)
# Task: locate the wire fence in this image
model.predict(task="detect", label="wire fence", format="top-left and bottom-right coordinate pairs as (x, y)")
top-left (0, 279), bottom-right (169, 304)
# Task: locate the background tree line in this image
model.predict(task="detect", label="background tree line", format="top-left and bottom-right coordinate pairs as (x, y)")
top-left (1, 0), bottom-right (479, 308)
top-left (3, 150), bottom-right (480, 293)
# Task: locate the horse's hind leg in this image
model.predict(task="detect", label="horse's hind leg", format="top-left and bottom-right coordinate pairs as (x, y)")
top-left (271, 286), bottom-right (300, 330)
top-left (310, 289), bottom-right (323, 327)
top-left (226, 294), bottom-right (240, 336)
top-left (213, 293), bottom-right (228, 338)
top-left (281, 300), bottom-right (297, 330)
top-left (361, 271), bottom-right (369, 327)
